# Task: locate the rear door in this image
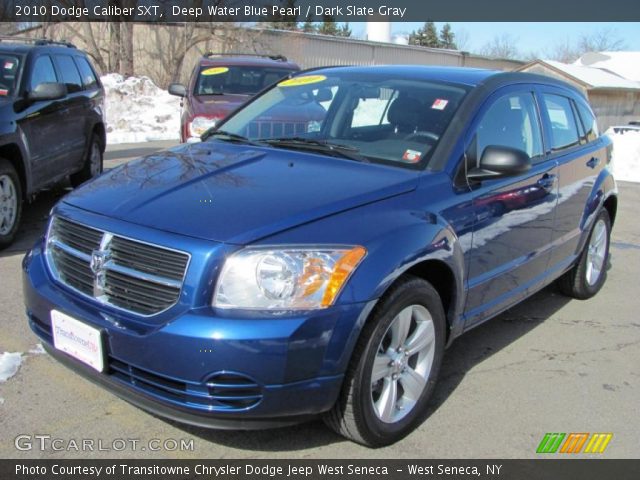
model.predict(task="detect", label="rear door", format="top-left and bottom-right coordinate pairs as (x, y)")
top-left (462, 86), bottom-right (559, 327)
top-left (538, 88), bottom-right (606, 272)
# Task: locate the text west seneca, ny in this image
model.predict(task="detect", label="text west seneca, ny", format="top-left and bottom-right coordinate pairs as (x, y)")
top-left (174, 5), bottom-right (407, 19)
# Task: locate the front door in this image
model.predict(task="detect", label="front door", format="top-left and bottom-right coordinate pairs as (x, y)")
top-left (463, 87), bottom-right (558, 328)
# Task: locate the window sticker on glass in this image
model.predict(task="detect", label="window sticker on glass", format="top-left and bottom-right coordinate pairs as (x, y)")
top-left (278, 75), bottom-right (326, 87)
top-left (402, 149), bottom-right (422, 163)
top-left (431, 99), bottom-right (449, 110)
top-left (201, 67), bottom-right (229, 76)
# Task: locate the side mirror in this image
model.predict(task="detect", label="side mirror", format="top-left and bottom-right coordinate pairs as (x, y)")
top-left (168, 83), bottom-right (187, 97)
top-left (467, 145), bottom-right (531, 181)
top-left (28, 82), bottom-right (67, 102)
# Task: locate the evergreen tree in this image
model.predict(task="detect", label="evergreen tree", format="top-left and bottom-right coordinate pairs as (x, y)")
top-left (302, 19), bottom-right (316, 33)
top-left (338, 23), bottom-right (352, 37)
top-left (317, 16), bottom-right (339, 36)
top-left (409, 22), bottom-right (441, 48)
top-left (439, 23), bottom-right (457, 49)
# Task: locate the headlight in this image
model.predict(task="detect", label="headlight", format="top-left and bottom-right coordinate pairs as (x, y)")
top-left (213, 246), bottom-right (366, 310)
top-left (189, 116), bottom-right (217, 137)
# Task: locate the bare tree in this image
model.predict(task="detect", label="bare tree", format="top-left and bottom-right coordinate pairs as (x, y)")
top-left (545, 28), bottom-right (627, 63)
top-left (455, 28), bottom-right (470, 52)
top-left (479, 34), bottom-right (520, 60)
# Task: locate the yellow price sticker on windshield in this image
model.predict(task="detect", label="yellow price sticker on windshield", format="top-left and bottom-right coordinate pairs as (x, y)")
top-left (278, 75), bottom-right (326, 87)
top-left (201, 67), bottom-right (229, 76)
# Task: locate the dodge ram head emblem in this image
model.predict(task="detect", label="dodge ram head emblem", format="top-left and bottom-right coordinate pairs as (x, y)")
top-left (90, 250), bottom-right (109, 275)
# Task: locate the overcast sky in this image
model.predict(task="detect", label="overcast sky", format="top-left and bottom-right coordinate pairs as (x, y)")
top-left (349, 22), bottom-right (640, 57)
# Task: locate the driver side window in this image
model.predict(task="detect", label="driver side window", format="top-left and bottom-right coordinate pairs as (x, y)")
top-left (470, 92), bottom-right (543, 167)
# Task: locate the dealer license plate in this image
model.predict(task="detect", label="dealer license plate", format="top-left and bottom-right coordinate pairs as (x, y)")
top-left (51, 310), bottom-right (104, 372)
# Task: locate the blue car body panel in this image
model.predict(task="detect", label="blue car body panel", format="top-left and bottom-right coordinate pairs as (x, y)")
top-left (22, 66), bottom-right (617, 427)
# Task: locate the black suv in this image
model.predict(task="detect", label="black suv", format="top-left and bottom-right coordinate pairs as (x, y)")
top-left (0, 37), bottom-right (105, 249)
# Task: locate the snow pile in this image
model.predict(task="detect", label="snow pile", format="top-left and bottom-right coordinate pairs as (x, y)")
top-left (101, 74), bottom-right (181, 144)
top-left (607, 129), bottom-right (640, 183)
top-left (0, 352), bottom-right (23, 383)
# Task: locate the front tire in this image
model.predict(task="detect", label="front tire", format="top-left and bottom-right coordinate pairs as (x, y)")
top-left (324, 276), bottom-right (446, 447)
top-left (70, 134), bottom-right (103, 188)
top-left (0, 159), bottom-right (23, 250)
top-left (558, 209), bottom-right (611, 299)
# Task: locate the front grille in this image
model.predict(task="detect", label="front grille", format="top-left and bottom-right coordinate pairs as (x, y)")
top-left (108, 357), bottom-right (263, 411)
top-left (46, 216), bottom-right (189, 316)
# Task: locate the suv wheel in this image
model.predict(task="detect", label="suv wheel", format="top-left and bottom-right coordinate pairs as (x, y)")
top-left (558, 209), bottom-right (611, 299)
top-left (324, 276), bottom-right (445, 447)
top-left (70, 134), bottom-right (103, 187)
top-left (0, 159), bottom-right (22, 249)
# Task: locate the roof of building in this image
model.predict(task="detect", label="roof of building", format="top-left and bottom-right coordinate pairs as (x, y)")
top-left (518, 59), bottom-right (640, 91)
top-left (574, 51), bottom-right (640, 83)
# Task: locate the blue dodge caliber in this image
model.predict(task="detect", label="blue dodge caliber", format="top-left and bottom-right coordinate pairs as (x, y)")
top-left (23, 66), bottom-right (617, 446)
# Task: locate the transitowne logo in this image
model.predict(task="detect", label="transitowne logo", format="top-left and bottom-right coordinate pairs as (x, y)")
top-left (537, 433), bottom-right (613, 454)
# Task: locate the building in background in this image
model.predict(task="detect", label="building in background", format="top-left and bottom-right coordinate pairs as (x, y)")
top-left (518, 58), bottom-right (640, 130)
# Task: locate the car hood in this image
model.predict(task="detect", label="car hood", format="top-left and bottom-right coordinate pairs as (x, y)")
top-left (190, 94), bottom-right (247, 117)
top-left (63, 142), bottom-right (419, 244)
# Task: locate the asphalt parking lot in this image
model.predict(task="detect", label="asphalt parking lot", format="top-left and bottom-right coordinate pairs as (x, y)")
top-left (1, 141), bottom-right (638, 458)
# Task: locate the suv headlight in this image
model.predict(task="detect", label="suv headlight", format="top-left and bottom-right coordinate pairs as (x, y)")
top-left (189, 116), bottom-right (217, 137)
top-left (213, 246), bottom-right (366, 310)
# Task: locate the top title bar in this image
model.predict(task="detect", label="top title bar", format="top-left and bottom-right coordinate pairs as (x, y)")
top-left (2, 0), bottom-right (639, 22)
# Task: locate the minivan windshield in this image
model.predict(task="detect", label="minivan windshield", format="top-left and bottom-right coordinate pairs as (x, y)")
top-left (0, 53), bottom-right (22, 97)
top-left (217, 70), bottom-right (468, 168)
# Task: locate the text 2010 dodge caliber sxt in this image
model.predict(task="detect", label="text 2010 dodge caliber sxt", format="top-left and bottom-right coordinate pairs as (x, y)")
top-left (23, 66), bottom-right (617, 446)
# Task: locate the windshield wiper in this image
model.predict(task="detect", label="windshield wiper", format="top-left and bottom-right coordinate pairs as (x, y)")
top-left (264, 137), bottom-right (368, 162)
top-left (202, 129), bottom-right (264, 145)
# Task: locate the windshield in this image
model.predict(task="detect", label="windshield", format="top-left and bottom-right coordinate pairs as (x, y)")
top-left (218, 70), bottom-right (469, 168)
top-left (194, 65), bottom-right (297, 96)
top-left (0, 53), bottom-right (22, 97)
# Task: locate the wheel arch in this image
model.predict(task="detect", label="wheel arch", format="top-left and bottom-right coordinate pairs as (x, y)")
top-left (0, 143), bottom-right (28, 199)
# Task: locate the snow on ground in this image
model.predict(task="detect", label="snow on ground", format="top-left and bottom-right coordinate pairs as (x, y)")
top-left (0, 352), bottom-right (23, 383)
top-left (607, 129), bottom-right (640, 183)
top-left (101, 74), bottom-right (181, 145)
top-left (29, 344), bottom-right (45, 355)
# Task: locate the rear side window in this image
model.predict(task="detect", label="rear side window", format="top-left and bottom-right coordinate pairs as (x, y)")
top-left (54, 55), bottom-right (83, 93)
top-left (474, 92), bottom-right (544, 162)
top-left (543, 94), bottom-right (580, 150)
top-left (29, 55), bottom-right (57, 91)
top-left (74, 56), bottom-right (98, 90)
top-left (576, 102), bottom-right (599, 142)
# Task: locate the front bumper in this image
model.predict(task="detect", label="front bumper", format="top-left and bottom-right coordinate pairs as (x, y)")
top-left (23, 239), bottom-right (369, 428)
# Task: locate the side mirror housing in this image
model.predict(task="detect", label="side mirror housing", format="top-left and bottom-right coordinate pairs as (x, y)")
top-left (168, 83), bottom-right (187, 97)
top-left (467, 145), bottom-right (531, 181)
top-left (28, 82), bottom-right (67, 102)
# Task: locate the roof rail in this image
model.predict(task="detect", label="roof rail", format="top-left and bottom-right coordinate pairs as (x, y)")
top-left (0, 36), bottom-right (76, 48)
top-left (203, 52), bottom-right (287, 62)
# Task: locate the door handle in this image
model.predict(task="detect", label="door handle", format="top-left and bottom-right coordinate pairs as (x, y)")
top-left (537, 173), bottom-right (557, 190)
top-left (586, 157), bottom-right (600, 169)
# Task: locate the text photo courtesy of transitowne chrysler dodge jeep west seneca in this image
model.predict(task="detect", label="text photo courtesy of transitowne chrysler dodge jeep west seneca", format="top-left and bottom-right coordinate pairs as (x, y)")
top-left (23, 65), bottom-right (617, 447)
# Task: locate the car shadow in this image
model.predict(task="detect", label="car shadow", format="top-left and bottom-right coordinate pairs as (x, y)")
top-left (164, 285), bottom-right (572, 451)
top-left (0, 187), bottom-right (69, 258)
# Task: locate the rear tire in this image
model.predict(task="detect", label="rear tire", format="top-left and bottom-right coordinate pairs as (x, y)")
top-left (324, 275), bottom-right (446, 447)
top-left (558, 209), bottom-right (611, 299)
top-left (0, 159), bottom-right (23, 250)
top-left (70, 134), bottom-right (103, 188)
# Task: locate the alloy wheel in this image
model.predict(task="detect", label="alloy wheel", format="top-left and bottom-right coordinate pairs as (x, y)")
top-left (370, 304), bottom-right (436, 423)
